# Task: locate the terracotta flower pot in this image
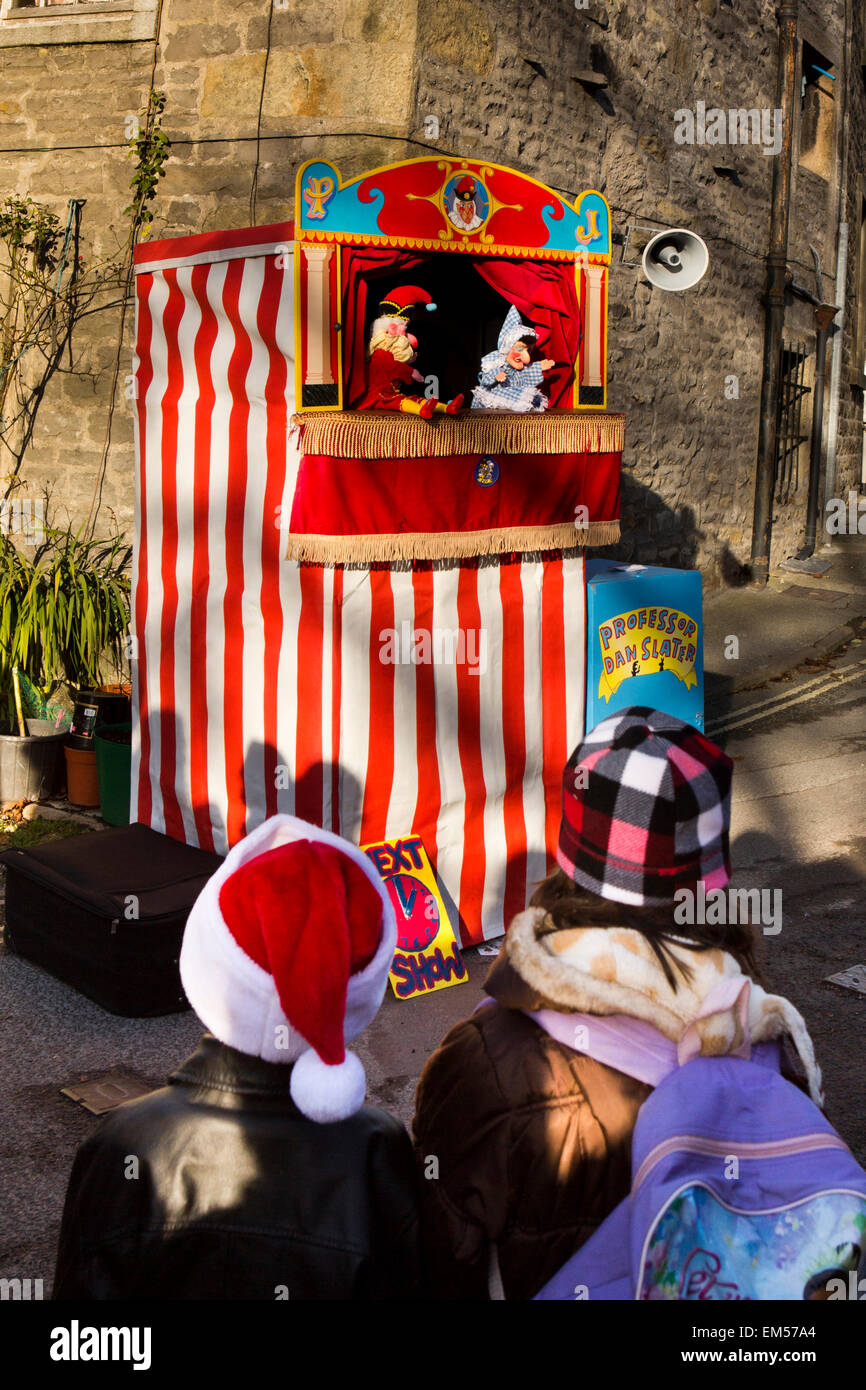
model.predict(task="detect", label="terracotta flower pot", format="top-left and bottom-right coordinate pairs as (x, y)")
top-left (64, 743), bottom-right (100, 807)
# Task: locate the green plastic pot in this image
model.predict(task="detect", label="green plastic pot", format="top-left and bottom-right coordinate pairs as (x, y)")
top-left (94, 722), bottom-right (132, 826)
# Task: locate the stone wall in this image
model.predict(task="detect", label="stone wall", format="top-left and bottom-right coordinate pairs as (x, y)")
top-left (413, 0), bottom-right (857, 581)
top-left (1, 0), bottom-right (862, 586)
top-left (0, 0), bottom-right (424, 541)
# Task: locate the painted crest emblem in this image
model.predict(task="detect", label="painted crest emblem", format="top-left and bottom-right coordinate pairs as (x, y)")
top-left (302, 173), bottom-right (335, 220)
top-left (443, 173), bottom-right (490, 235)
top-left (475, 455), bottom-right (500, 486)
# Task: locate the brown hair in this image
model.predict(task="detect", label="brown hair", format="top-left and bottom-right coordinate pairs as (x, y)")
top-left (529, 869), bottom-right (764, 990)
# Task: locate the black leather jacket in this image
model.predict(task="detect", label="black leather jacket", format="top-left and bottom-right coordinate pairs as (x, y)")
top-left (53, 1035), bottom-right (424, 1300)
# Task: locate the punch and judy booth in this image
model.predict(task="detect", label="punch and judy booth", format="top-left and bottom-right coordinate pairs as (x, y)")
top-left (131, 156), bottom-right (624, 945)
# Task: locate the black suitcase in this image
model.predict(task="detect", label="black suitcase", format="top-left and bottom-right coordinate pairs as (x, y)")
top-left (0, 822), bottom-right (224, 1017)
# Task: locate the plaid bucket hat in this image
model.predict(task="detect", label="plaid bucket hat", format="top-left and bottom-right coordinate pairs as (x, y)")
top-left (556, 707), bottom-right (733, 907)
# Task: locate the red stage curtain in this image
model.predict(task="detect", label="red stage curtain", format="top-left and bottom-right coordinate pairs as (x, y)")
top-left (342, 247), bottom-right (429, 407)
top-left (342, 248), bottom-right (582, 411)
top-left (472, 258), bottom-right (581, 409)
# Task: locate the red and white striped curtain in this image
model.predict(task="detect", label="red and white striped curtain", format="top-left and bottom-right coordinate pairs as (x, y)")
top-left (132, 226), bottom-right (586, 943)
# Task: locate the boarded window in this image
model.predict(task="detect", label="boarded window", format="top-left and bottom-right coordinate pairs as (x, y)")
top-left (799, 42), bottom-right (837, 180)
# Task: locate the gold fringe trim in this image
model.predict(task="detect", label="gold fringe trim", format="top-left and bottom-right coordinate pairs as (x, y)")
top-left (291, 410), bottom-right (624, 459)
top-left (285, 520), bottom-right (620, 564)
top-left (299, 229), bottom-right (604, 263)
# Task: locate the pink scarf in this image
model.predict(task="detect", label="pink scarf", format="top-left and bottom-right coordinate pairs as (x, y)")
top-left (527, 975), bottom-right (781, 1087)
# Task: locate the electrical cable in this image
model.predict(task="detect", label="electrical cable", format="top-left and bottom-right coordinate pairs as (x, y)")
top-left (1, 127), bottom-right (830, 278)
top-left (0, 132), bottom-right (450, 156)
top-left (249, 0), bottom-right (276, 227)
top-left (604, 201), bottom-right (836, 281)
top-left (83, 0), bottom-right (165, 541)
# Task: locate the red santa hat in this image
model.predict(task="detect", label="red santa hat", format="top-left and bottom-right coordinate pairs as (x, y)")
top-left (378, 284), bottom-right (437, 317)
top-left (179, 815), bottom-right (396, 1124)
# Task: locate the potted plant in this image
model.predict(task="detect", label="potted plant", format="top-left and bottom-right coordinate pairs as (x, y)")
top-left (0, 667), bottom-right (67, 803)
top-left (0, 524), bottom-right (131, 806)
top-left (39, 525), bottom-right (133, 739)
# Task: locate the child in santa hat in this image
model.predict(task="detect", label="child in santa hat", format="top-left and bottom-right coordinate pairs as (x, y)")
top-left (53, 816), bottom-right (425, 1301)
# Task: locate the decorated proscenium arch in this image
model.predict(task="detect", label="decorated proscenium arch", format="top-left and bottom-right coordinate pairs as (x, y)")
top-left (294, 156), bottom-right (612, 414)
top-left (297, 157), bottom-right (610, 254)
top-left (288, 155), bottom-right (621, 566)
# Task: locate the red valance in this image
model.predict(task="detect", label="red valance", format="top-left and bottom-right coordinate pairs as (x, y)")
top-left (287, 448), bottom-right (621, 563)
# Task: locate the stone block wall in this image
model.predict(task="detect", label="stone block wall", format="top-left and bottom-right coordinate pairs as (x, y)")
top-left (832, 0), bottom-right (866, 513)
top-left (0, 0), bottom-right (424, 541)
top-left (412, 0), bottom-right (857, 581)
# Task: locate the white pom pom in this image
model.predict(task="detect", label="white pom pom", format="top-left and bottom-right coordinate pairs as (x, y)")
top-left (290, 1048), bottom-right (366, 1123)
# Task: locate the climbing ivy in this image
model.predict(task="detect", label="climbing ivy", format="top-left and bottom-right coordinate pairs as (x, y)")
top-left (124, 89), bottom-right (171, 243)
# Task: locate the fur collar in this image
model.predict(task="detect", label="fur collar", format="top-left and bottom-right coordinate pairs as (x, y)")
top-left (493, 907), bottom-right (822, 1105)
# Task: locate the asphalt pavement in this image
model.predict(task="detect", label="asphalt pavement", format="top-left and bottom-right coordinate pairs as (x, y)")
top-left (711, 640), bottom-right (866, 1163)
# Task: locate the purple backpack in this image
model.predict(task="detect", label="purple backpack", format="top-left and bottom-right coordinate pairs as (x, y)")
top-left (535, 1054), bottom-right (866, 1301)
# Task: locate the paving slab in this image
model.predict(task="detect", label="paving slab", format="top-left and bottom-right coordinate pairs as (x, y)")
top-left (703, 534), bottom-right (866, 711)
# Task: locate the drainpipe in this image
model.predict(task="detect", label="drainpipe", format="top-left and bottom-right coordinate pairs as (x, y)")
top-left (824, 221), bottom-right (848, 508)
top-left (826, 0), bottom-right (852, 515)
top-left (750, 0), bottom-right (799, 586)
top-left (799, 303), bottom-right (840, 556)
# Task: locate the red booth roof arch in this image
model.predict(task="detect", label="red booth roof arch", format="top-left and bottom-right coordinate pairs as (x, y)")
top-left (295, 156), bottom-right (612, 263)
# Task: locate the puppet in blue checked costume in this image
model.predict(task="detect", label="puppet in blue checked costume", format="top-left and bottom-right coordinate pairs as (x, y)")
top-left (471, 305), bottom-right (555, 412)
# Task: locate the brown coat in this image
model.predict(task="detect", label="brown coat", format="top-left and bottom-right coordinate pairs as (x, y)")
top-left (411, 949), bottom-right (651, 1301)
top-left (412, 904), bottom-right (821, 1301)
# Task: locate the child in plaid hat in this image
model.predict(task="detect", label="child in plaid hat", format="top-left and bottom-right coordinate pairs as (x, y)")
top-left (413, 707), bottom-right (821, 1300)
top-left (556, 704), bottom-right (733, 905)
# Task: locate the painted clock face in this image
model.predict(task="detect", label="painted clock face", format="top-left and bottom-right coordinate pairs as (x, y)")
top-left (389, 872), bottom-right (440, 951)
